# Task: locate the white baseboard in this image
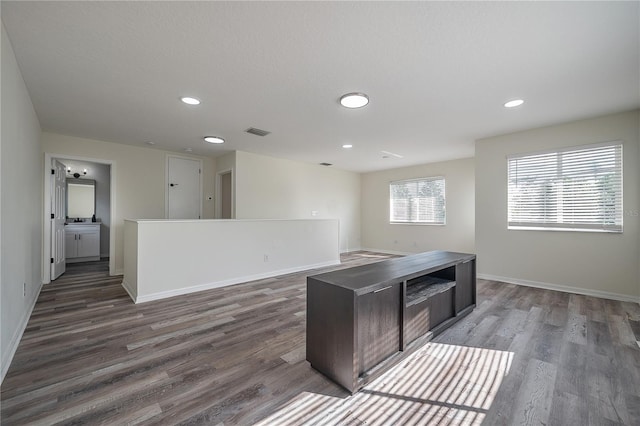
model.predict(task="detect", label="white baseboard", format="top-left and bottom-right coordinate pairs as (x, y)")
top-left (340, 247), bottom-right (363, 254)
top-left (360, 247), bottom-right (413, 256)
top-left (113, 268), bottom-right (124, 276)
top-left (1, 282), bottom-right (43, 384)
top-left (130, 260), bottom-right (341, 304)
top-left (121, 279), bottom-right (137, 302)
top-left (478, 273), bottom-right (640, 304)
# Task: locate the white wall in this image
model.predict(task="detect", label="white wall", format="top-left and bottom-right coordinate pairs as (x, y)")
top-left (476, 110), bottom-right (640, 302)
top-left (234, 151), bottom-right (361, 252)
top-left (42, 133), bottom-right (217, 274)
top-left (1, 23), bottom-right (43, 382)
top-left (361, 158), bottom-right (475, 255)
top-left (123, 219), bottom-right (340, 303)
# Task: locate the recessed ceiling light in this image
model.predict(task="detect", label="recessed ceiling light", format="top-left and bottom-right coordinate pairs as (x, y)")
top-left (181, 96), bottom-right (201, 105)
top-left (145, 141), bottom-right (155, 145)
top-left (184, 148), bottom-right (193, 153)
top-left (342, 144), bottom-right (353, 149)
top-left (340, 93), bottom-right (369, 108)
top-left (204, 136), bottom-right (225, 144)
top-left (504, 99), bottom-right (524, 108)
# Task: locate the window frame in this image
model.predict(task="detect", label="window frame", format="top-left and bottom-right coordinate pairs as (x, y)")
top-left (389, 176), bottom-right (446, 225)
top-left (507, 141), bottom-right (623, 233)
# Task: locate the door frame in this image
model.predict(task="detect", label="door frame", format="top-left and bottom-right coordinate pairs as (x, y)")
top-left (43, 152), bottom-right (116, 283)
top-left (165, 155), bottom-right (203, 219)
top-left (216, 168), bottom-right (235, 219)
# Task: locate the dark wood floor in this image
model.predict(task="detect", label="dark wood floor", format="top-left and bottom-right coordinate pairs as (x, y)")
top-left (1, 253), bottom-right (639, 425)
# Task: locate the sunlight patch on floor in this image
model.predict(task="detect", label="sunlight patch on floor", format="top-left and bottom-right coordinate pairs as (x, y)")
top-left (256, 343), bottom-right (513, 426)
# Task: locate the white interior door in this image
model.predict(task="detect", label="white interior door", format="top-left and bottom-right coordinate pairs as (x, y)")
top-left (51, 159), bottom-right (66, 279)
top-left (167, 156), bottom-right (202, 219)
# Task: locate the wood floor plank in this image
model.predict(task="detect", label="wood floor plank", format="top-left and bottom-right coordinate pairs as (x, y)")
top-left (548, 390), bottom-right (590, 426)
top-left (1, 255), bottom-right (639, 425)
top-left (509, 358), bottom-right (557, 425)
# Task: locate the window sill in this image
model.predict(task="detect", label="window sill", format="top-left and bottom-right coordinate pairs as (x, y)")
top-left (508, 226), bottom-right (622, 233)
top-left (390, 222), bottom-right (446, 226)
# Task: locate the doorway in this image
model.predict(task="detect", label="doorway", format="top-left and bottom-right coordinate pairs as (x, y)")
top-left (216, 169), bottom-right (234, 219)
top-left (43, 154), bottom-right (115, 284)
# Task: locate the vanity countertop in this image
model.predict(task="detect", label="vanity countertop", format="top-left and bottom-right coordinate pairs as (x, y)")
top-left (65, 221), bottom-right (101, 226)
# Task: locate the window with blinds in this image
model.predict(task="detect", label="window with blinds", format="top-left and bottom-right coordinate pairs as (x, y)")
top-left (507, 142), bottom-right (622, 232)
top-left (390, 177), bottom-right (445, 224)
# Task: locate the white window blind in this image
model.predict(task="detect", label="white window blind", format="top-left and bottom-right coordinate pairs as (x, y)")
top-left (390, 177), bottom-right (445, 224)
top-left (508, 142), bottom-right (622, 232)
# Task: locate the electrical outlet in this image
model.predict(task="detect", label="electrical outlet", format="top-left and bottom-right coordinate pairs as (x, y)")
top-left (264, 254), bottom-right (269, 262)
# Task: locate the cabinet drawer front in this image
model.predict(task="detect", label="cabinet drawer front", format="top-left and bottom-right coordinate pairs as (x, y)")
top-left (405, 299), bottom-right (431, 345)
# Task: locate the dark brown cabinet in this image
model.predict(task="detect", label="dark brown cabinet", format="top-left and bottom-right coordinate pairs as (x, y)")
top-left (307, 250), bottom-right (476, 393)
top-left (455, 260), bottom-right (476, 314)
top-left (357, 283), bottom-right (401, 374)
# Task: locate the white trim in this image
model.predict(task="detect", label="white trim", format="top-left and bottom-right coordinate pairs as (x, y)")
top-left (127, 260), bottom-right (340, 304)
top-left (506, 139), bottom-right (623, 160)
top-left (165, 155), bottom-right (203, 219)
top-left (477, 273), bottom-right (640, 304)
top-left (1, 282), bottom-right (43, 383)
top-left (43, 153), bottom-right (117, 283)
top-left (389, 175), bottom-right (445, 185)
top-left (127, 218), bottom-right (334, 224)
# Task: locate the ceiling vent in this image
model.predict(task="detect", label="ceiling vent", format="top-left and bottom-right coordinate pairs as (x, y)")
top-left (245, 127), bottom-right (271, 137)
top-left (381, 150), bottom-right (404, 159)
top-left (319, 162), bottom-right (333, 167)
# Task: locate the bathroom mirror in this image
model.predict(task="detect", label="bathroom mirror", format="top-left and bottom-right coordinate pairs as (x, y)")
top-left (67, 178), bottom-right (95, 219)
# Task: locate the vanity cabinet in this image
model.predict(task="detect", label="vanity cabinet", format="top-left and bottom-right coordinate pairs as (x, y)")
top-left (65, 224), bottom-right (100, 262)
top-left (307, 250), bottom-right (476, 393)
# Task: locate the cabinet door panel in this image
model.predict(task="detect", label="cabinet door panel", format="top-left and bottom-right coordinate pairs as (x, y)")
top-left (357, 283), bottom-right (401, 375)
top-left (77, 230), bottom-right (100, 257)
top-left (455, 260), bottom-right (475, 313)
top-left (65, 231), bottom-right (77, 259)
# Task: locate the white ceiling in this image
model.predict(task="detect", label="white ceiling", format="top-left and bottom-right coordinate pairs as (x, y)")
top-left (2, 1), bottom-right (638, 173)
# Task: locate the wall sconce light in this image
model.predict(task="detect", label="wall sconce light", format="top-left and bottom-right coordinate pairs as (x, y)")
top-left (67, 167), bottom-right (87, 178)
